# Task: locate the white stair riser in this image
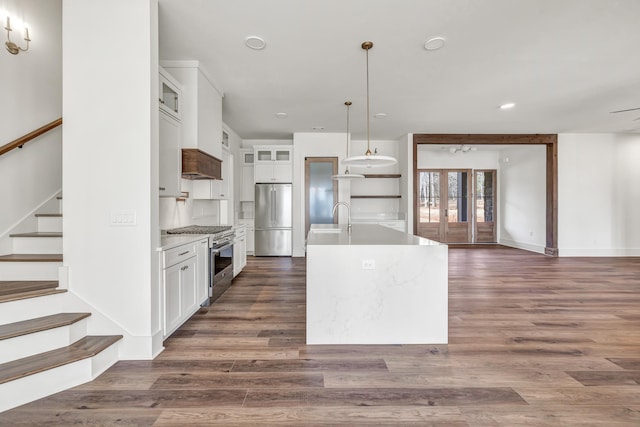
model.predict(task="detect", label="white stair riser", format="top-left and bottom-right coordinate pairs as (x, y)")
top-left (0, 262), bottom-right (61, 281)
top-left (0, 342), bottom-right (119, 413)
top-left (0, 318), bottom-right (87, 364)
top-left (12, 237), bottom-right (62, 254)
top-left (0, 291), bottom-right (69, 324)
top-left (37, 217), bottom-right (62, 233)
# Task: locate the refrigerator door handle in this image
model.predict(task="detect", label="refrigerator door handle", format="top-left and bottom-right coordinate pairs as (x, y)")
top-left (271, 187), bottom-right (276, 223)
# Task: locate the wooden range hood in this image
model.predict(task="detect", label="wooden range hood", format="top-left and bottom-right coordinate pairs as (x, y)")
top-left (181, 149), bottom-right (222, 180)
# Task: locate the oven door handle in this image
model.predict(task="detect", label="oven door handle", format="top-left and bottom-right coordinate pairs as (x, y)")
top-left (211, 243), bottom-right (233, 254)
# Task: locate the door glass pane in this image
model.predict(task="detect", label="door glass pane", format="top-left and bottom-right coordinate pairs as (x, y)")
top-left (308, 162), bottom-right (335, 226)
top-left (419, 171), bottom-right (441, 223)
top-left (448, 172), bottom-right (468, 223)
top-left (476, 171), bottom-right (494, 222)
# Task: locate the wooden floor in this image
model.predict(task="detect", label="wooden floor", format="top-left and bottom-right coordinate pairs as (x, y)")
top-left (2, 247), bottom-right (640, 426)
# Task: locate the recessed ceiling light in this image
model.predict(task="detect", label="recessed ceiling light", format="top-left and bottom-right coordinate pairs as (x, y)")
top-left (499, 102), bottom-right (516, 110)
top-left (424, 36), bottom-right (446, 51)
top-left (312, 126), bottom-right (325, 131)
top-left (374, 113), bottom-right (388, 119)
top-left (275, 112), bottom-right (288, 119)
top-left (245, 36), bottom-right (266, 50)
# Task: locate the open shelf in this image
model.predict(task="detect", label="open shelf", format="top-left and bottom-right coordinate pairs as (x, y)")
top-left (363, 174), bottom-right (401, 179)
top-left (351, 195), bottom-right (402, 199)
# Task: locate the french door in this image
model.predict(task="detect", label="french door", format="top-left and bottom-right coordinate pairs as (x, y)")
top-left (417, 169), bottom-right (471, 243)
top-left (475, 170), bottom-right (497, 243)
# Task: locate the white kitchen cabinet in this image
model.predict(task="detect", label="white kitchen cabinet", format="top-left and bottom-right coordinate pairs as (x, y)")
top-left (162, 63), bottom-right (223, 160)
top-left (254, 145), bottom-right (293, 183)
top-left (241, 149), bottom-right (254, 165)
top-left (192, 149), bottom-right (231, 199)
top-left (239, 219), bottom-right (255, 254)
top-left (159, 111), bottom-right (182, 197)
top-left (163, 264), bottom-right (181, 335)
top-left (159, 67), bottom-right (182, 120)
top-left (240, 149), bottom-right (255, 201)
top-left (196, 238), bottom-right (209, 304)
top-left (161, 241), bottom-right (201, 338)
top-left (233, 225), bottom-right (247, 277)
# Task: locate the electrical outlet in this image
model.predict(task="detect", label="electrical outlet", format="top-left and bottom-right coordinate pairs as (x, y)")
top-left (362, 259), bottom-right (375, 270)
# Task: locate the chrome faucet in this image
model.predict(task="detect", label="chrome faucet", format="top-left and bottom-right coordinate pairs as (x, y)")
top-left (332, 201), bottom-right (352, 233)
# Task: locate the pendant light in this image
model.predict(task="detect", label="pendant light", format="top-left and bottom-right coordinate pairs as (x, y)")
top-left (342, 41), bottom-right (397, 168)
top-left (332, 101), bottom-right (364, 180)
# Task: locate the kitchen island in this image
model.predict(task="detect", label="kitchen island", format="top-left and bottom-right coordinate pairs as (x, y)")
top-left (306, 224), bottom-right (448, 345)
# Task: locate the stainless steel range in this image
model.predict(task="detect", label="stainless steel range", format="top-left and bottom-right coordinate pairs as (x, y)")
top-left (165, 225), bottom-right (235, 303)
top-left (165, 225), bottom-right (232, 235)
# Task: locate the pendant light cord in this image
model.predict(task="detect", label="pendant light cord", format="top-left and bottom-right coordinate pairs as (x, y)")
top-left (345, 101), bottom-right (351, 174)
top-left (365, 45), bottom-right (371, 156)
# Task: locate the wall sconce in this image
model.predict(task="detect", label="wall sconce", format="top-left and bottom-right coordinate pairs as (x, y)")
top-left (4, 16), bottom-right (30, 55)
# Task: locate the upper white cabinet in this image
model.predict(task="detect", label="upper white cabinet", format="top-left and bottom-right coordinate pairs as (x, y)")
top-left (158, 67), bottom-right (183, 198)
top-left (159, 112), bottom-right (182, 197)
top-left (159, 67), bottom-right (182, 120)
top-left (254, 145), bottom-right (293, 183)
top-left (162, 62), bottom-right (223, 160)
top-left (239, 148), bottom-right (255, 201)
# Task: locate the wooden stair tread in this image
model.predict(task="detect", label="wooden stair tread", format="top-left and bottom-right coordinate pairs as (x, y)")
top-left (0, 281), bottom-right (58, 296)
top-left (0, 313), bottom-right (91, 341)
top-left (0, 254), bottom-right (63, 262)
top-left (0, 335), bottom-right (122, 384)
top-left (0, 288), bottom-right (66, 303)
top-left (8, 232), bottom-right (62, 238)
top-left (34, 213), bottom-right (62, 217)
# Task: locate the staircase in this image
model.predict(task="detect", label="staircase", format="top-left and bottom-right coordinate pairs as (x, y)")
top-left (0, 194), bottom-right (122, 413)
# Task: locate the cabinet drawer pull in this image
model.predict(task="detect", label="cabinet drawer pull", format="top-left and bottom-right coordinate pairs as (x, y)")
top-left (181, 265), bottom-right (189, 271)
top-left (159, 187), bottom-right (166, 191)
top-left (178, 251), bottom-right (190, 256)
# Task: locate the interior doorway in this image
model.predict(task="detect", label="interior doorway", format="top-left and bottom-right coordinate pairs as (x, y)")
top-left (304, 157), bottom-right (338, 237)
top-left (417, 169), bottom-right (472, 243)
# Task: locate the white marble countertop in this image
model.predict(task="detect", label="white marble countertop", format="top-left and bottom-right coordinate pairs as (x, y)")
top-left (307, 224), bottom-right (443, 246)
top-left (158, 234), bottom-right (209, 251)
top-left (158, 223), bottom-right (248, 251)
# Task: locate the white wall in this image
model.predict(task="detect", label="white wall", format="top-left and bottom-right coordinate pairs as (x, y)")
top-left (63, 0), bottom-right (161, 358)
top-left (0, 0), bottom-right (62, 253)
top-left (499, 145), bottom-right (547, 253)
top-left (417, 146), bottom-right (500, 169)
top-left (558, 133), bottom-right (640, 256)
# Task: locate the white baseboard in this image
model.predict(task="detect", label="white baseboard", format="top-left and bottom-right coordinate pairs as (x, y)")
top-left (499, 238), bottom-right (546, 254)
top-left (558, 247), bottom-right (640, 257)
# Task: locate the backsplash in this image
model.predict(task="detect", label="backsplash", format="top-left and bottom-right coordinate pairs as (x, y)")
top-left (159, 196), bottom-right (220, 230)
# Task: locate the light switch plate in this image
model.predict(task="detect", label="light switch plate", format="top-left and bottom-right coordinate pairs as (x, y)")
top-left (110, 209), bottom-right (137, 226)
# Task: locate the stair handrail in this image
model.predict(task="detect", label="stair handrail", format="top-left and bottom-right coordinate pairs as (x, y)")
top-left (0, 118), bottom-right (63, 157)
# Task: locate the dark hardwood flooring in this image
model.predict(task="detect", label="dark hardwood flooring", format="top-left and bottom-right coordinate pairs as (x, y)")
top-left (1, 247), bottom-right (639, 426)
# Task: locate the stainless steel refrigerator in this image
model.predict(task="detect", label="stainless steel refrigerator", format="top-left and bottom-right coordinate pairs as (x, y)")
top-left (254, 183), bottom-right (292, 256)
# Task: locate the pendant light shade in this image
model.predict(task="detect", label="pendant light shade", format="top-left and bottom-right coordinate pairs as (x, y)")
top-left (342, 41), bottom-right (397, 168)
top-left (333, 101), bottom-right (364, 180)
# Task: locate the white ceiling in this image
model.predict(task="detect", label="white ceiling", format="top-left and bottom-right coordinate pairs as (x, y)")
top-left (158, 0), bottom-right (640, 140)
